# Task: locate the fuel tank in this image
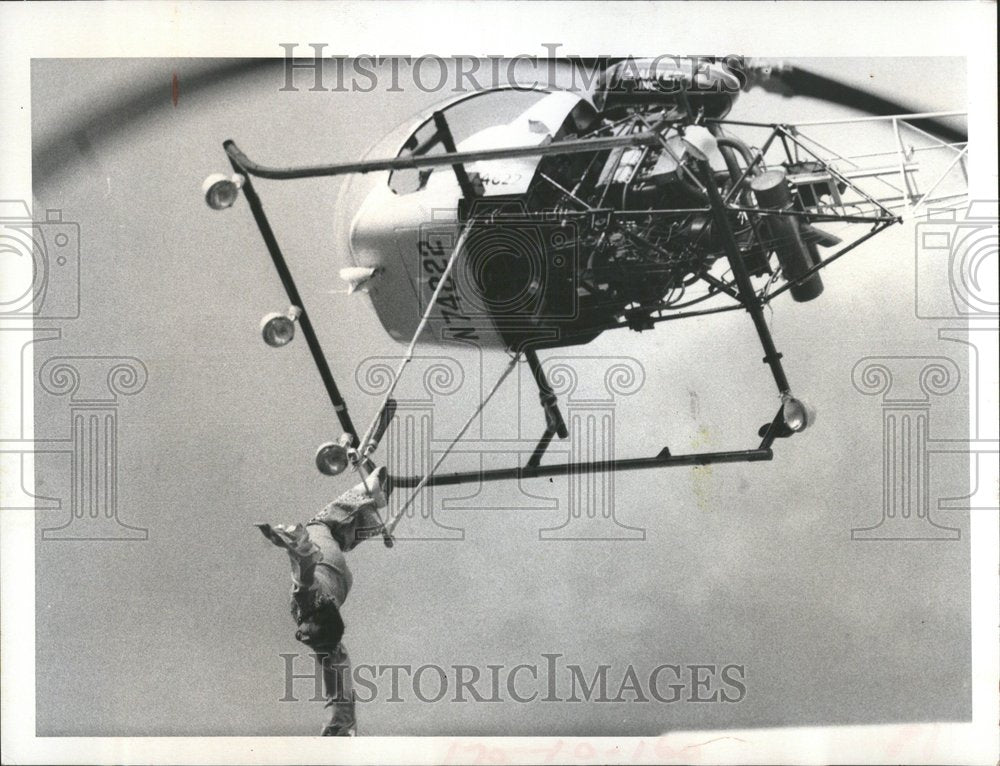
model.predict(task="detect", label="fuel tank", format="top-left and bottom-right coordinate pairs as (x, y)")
top-left (346, 89), bottom-right (596, 348)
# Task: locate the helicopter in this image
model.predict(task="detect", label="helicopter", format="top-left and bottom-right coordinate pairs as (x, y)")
top-left (201, 56), bottom-right (968, 540)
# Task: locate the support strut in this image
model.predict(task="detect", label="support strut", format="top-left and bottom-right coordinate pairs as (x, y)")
top-left (697, 157), bottom-right (791, 395)
top-left (432, 111), bottom-right (479, 201)
top-left (526, 426), bottom-right (557, 469)
top-left (525, 348), bottom-right (569, 439)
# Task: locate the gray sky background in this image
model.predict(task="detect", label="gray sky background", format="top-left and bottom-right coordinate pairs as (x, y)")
top-left (31, 56), bottom-right (971, 736)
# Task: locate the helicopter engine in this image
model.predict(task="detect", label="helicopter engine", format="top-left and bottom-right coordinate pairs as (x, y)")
top-left (348, 59), bottom-right (834, 351)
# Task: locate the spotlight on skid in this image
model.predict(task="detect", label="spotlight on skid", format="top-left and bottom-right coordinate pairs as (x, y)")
top-left (260, 306), bottom-right (302, 348)
top-left (202, 173), bottom-right (245, 210)
top-left (315, 434), bottom-right (355, 477)
top-left (781, 393), bottom-right (817, 433)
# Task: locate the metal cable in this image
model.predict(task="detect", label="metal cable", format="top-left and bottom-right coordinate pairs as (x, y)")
top-left (384, 354), bottom-right (520, 537)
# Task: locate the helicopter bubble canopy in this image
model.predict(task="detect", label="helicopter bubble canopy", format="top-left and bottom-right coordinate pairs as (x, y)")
top-left (340, 87), bottom-right (591, 347)
top-left (331, 85), bottom-right (557, 277)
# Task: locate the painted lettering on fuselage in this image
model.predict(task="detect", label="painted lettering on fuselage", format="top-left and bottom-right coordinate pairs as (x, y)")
top-left (418, 232), bottom-right (480, 342)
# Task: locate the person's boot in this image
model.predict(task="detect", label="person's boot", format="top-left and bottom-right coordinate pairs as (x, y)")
top-left (340, 465), bottom-right (389, 509)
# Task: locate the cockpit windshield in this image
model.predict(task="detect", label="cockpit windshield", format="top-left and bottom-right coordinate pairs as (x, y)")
top-left (388, 87), bottom-right (551, 194)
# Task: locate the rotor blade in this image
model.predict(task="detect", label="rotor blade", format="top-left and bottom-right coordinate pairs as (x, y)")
top-left (748, 63), bottom-right (968, 144)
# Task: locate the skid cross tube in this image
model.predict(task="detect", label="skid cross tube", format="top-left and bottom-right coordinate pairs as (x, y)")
top-left (226, 149), bottom-right (359, 445)
top-left (392, 447), bottom-right (774, 488)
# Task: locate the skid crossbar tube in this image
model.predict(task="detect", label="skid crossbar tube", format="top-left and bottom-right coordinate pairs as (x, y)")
top-left (392, 447), bottom-right (774, 488)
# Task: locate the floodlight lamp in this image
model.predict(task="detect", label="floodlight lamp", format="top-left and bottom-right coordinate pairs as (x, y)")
top-left (781, 393), bottom-right (817, 433)
top-left (316, 433), bottom-right (355, 476)
top-left (202, 173), bottom-right (245, 210)
top-left (260, 306), bottom-right (302, 347)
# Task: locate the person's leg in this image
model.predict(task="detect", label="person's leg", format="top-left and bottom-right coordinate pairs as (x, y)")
top-left (305, 527), bottom-right (356, 735)
top-left (256, 521), bottom-right (352, 605)
top-left (256, 522), bottom-right (321, 589)
top-left (309, 466), bottom-right (391, 552)
top-left (305, 522), bottom-right (353, 606)
top-left (318, 643), bottom-right (357, 736)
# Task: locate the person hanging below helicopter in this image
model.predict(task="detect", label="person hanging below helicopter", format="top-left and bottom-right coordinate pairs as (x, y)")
top-left (256, 465), bottom-right (391, 737)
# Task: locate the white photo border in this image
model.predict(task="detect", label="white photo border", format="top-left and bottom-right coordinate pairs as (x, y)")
top-left (1, 2), bottom-right (997, 764)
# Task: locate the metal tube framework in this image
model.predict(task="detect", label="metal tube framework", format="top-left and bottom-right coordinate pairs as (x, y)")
top-left (221, 113), bottom-right (904, 489)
